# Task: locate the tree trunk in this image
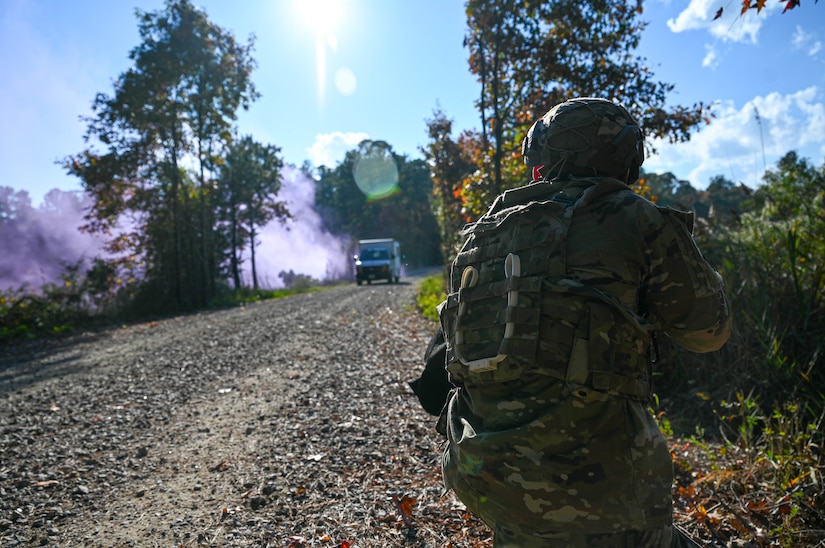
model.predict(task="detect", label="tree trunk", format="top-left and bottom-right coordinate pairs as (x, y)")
top-left (250, 223), bottom-right (258, 291)
top-left (230, 197), bottom-right (242, 291)
top-left (170, 100), bottom-right (184, 310)
top-left (198, 133), bottom-right (209, 307)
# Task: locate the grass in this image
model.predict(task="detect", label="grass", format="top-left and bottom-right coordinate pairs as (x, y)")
top-left (415, 274), bottom-right (446, 322)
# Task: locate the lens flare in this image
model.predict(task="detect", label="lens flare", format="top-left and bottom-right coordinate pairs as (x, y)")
top-left (353, 142), bottom-right (399, 199)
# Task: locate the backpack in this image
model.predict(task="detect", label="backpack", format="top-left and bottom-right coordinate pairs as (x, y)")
top-left (438, 178), bottom-right (653, 401)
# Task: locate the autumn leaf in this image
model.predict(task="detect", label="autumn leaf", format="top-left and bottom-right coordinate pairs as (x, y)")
top-left (729, 517), bottom-right (752, 536)
top-left (747, 499), bottom-right (768, 512)
top-left (691, 503), bottom-right (709, 521)
top-left (392, 494), bottom-right (417, 526)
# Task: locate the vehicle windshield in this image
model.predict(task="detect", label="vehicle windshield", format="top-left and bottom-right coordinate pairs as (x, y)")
top-left (360, 248), bottom-right (389, 261)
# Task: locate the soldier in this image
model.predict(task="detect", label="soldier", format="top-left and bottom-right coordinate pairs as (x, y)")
top-left (437, 98), bottom-right (731, 547)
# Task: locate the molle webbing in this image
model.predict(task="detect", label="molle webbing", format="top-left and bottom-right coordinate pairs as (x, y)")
top-left (440, 179), bottom-right (652, 400)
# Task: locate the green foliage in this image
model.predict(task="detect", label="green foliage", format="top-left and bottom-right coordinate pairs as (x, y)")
top-left (1, 262), bottom-right (331, 343)
top-left (64, 0), bottom-right (260, 312)
top-left (217, 284), bottom-right (329, 306)
top-left (421, 109), bottom-right (478, 262)
top-left (717, 390), bottom-right (762, 462)
top-left (0, 261), bottom-right (100, 342)
top-left (217, 135), bottom-right (289, 291)
top-left (723, 153), bottom-right (824, 411)
top-left (707, 390), bottom-right (822, 508)
top-left (315, 140), bottom-right (442, 267)
top-left (651, 153), bottom-right (824, 490)
top-left (457, 0), bottom-right (712, 214)
top-left (277, 270), bottom-right (320, 291)
top-left (416, 274), bottom-right (447, 322)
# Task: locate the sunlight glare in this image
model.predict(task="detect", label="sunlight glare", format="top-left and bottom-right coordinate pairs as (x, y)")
top-left (295, 0), bottom-right (345, 107)
top-left (295, 0), bottom-right (344, 32)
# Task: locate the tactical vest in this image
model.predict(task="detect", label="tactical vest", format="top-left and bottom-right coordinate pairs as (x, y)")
top-left (438, 178), bottom-right (653, 402)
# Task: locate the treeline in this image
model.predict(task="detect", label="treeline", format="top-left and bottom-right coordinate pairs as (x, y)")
top-left (61, 0), bottom-right (281, 313)
top-left (313, 140), bottom-right (441, 268)
top-left (641, 154), bottom-right (824, 451)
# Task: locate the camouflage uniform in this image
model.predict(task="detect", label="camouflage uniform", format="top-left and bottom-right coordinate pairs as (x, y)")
top-left (438, 175), bottom-right (730, 547)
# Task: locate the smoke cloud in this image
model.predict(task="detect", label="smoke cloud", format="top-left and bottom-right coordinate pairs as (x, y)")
top-left (243, 166), bottom-right (352, 288)
top-left (0, 187), bottom-right (106, 292)
top-left (1, 167), bottom-right (352, 293)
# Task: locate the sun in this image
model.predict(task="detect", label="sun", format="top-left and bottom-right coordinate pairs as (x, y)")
top-left (294, 0), bottom-right (345, 105)
top-left (295, 0), bottom-right (344, 33)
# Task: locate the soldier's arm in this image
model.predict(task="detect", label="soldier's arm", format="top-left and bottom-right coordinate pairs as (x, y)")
top-left (642, 207), bottom-right (732, 353)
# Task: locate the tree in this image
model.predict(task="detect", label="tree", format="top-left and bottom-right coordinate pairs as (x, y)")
top-left (314, 145), bottom-right (375, 238)
top-left (64, 0), bottom-right (258, 311)
top-left (703, 175), bottom-right (752, 225)
top-left (315, 140), bottom-right (441, 267)
top-left (183, 6), bottom-right (259, 301)
top-left (421, 109), bottom-right (478, 263)
top-left (217, 135), bottom-right (289, 291)
top-left (382, 158), bottom-right (442, 267)
top-left (670, 151), bottom-right (825, 438)
top-left (460, 0), bottom-right (712, 216)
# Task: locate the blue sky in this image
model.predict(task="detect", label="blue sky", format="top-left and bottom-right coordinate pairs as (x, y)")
top-left (1, 0), bottom-right (824, 208)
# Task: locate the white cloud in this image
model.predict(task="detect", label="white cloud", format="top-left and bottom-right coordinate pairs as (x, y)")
top-left (792, 26), bottom-right (822, 56)
top-left (645, 87), bottom-right (825, 188)
top-left (666, 0), bottom-right (781, 44)
top-left (702, 44), bottom-right (719, 69)
top-left (306, 131), bottom-right (369, 168)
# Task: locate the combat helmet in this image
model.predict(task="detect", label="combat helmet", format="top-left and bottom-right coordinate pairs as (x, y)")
top-left (521, 97), bottom-right (645, 183)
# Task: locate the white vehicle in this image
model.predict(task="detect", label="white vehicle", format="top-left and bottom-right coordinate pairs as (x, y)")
top-left (354, 239), bottom-right (401, 285)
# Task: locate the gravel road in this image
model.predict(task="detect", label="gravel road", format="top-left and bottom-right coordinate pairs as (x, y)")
top-left (1, 279), bottom-right (491, 547)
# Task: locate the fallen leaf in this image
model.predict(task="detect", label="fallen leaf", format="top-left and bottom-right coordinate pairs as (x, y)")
top-left (392, 494), bottom-right (417, 526)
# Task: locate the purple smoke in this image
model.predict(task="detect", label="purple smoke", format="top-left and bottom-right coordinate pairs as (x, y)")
top-left (242, 166), bottom-right (352, 288)
top-left (0, 187), bottom-right (106, 291)
top-left (1, 167), bottom-right (352, 293)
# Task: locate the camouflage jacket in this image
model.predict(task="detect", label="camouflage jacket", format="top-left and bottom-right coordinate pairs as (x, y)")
top-left (440, 177), bottom-right (731, 537)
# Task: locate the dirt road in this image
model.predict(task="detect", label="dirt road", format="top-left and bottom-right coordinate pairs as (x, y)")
top-left (0, 280), bottom-right (491, 547)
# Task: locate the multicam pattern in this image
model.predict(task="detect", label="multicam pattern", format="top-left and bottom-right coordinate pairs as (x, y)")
top-left (438, 177), bottom-right (731, 544)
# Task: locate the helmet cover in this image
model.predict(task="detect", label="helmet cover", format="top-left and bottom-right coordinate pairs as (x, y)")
top-left (522, 98), bottom-right (645, 182)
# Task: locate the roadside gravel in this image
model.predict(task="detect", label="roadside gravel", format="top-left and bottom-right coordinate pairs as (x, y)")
top-left (0, 280), bottom-right (492, 547)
